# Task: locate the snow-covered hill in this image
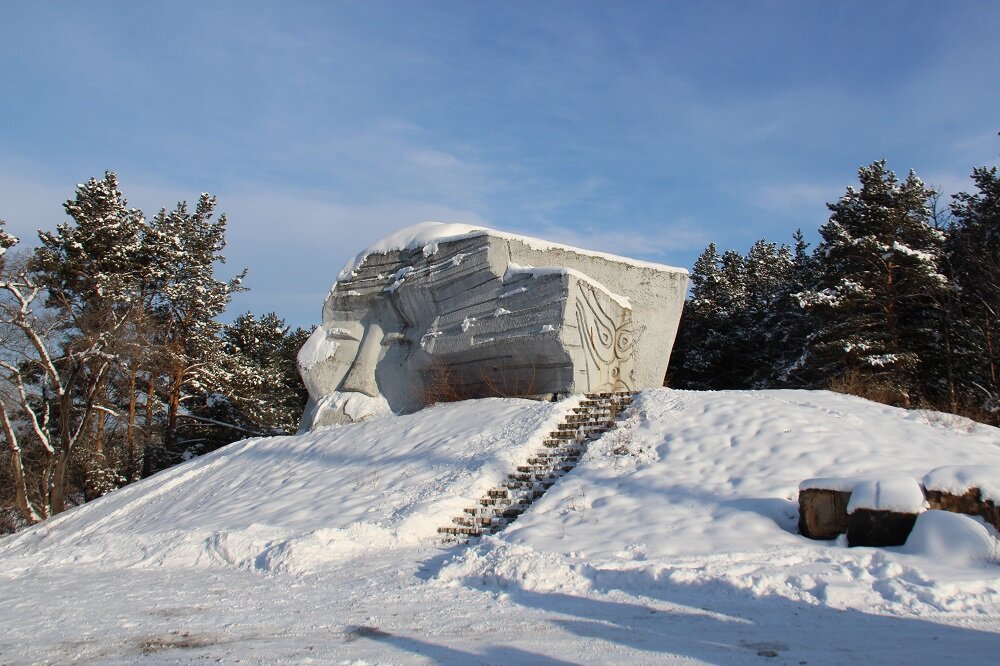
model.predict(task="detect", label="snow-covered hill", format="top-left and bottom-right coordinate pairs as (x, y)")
top-left (2, 389), bottom-right (1000, 664)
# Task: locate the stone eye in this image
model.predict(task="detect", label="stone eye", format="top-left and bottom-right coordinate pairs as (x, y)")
top-left (382, 332), bottom-right (408, 346)
top-left (326, 328), bottom-right (361, 342)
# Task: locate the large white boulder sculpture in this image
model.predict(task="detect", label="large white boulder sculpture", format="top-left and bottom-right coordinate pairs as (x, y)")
top-left (298, 222), bottom-right (688, 430)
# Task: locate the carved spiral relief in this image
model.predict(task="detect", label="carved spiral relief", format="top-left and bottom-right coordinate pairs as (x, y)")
top-left (574, 284), bottom-right (635, 392)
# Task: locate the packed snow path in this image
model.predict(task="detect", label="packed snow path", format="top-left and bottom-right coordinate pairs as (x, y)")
top-left (2, 389), bottom-right (1000, 664)
top-left (440, 392), bottom-right (636, 539)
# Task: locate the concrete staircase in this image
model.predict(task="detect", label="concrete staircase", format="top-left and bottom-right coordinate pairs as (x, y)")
top-left (438, 391), bottom-right (636, 541)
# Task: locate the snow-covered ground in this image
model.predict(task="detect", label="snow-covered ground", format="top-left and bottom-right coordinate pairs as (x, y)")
top-left (2, 389), bottom-right (1000, 664)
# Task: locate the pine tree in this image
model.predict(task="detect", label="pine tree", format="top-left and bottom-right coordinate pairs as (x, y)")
top-left (796, 161), bottom-right (945, 404)
top-left (947, 166), bottom-right (1000, 419)
top-left (669, 234), bottom-right (811, 390)
top-left (768, 229), bottom-right (818, 386)
top-left (143, 194), bottom-right (246, 470)
top-left (0, 173), bottom-right (276, 524)
top-left (33, 172), bottom-right (146, 313)
top-left (27, 173), bottom-right (149, 500)
top-left (739, 239), bottom-right (794, 387)
top-left (181, 313), bottom-right (309, 451)
top-left (668, 243), bottom-right (725, 388)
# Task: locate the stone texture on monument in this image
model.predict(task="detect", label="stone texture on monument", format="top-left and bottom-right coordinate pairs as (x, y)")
top-left (297, 223), bottom-right (688, 430)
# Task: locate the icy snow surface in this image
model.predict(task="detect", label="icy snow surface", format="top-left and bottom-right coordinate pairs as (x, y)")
top-left (2, 389), bottom-right (1000, 664)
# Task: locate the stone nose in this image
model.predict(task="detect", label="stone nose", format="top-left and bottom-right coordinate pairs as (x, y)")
top-left (339, 321), bottom-right (384, 398)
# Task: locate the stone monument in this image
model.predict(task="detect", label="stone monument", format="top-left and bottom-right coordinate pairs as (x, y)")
top-left (298, 222), bottom-right (688, 430)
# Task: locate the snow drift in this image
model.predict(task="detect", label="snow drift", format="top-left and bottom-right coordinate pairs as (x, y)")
top-left (2, 389), bottom-right (1000, 663)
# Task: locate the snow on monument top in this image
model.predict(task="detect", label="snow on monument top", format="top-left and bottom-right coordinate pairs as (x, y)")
top-left (337, 221), bottom-right (688, 283)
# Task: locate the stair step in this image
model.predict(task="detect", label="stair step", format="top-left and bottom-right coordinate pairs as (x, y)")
top-left (455, 514), bottom-right (511, 527)
top-left (555, 423), bottom-right (607, 431)
top-left (453, 516), bottom-right (494, 527)
top-left (526, 455), bottom-right (579, 465)
top-left (503, 479), bottom-right (532, 488)
top-left (546, 430), bottom-right (582, 437)
top-left (479, 497), bottom-right (508, 506)
top-left (564, 414), bottom-right (615, 423)
top-left (547, 430), bottom-right (601, 439)
top-left (517, 462), bottom-right (574, 471)
top-left (504, 479), bottom-right (553, 490)
top-left (467, 500), bottom-right (531, 514)
top-left (508, 472), bottom-right (562, 483)
top-left (529, 448), bottom-right (582, 457)
top-left (438, 526), bottom-right (484, 536)
top-left (580, 395), bottom-right (630, 402)
top-left (544, 438), bottom-right (583, 447)
top-left (537, 444), bottom-right (584, 454)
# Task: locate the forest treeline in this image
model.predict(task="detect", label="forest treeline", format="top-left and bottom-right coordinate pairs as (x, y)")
top-left (668, 159), bottom-right (999, 427)
top-left (0, 173), bottom-right (307, 532)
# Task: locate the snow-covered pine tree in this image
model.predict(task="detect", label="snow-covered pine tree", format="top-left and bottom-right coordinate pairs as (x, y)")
top-left (669, 237), bottom-right (805, 390)
top-left (33, 172), bottom-right (146, 313)
top-left (767, 229), bottom-right (818, 386)
top-left (796, 161), bottom-right (945, 405)
top-left (947, 166), bottom-right (1000, 420)
top-left (0, 219), bottom-right (17, 257)
top-left (28, 173), bottom-right (149, 500)
top-left (221, 312), bottom-right (309, 435)
top-left (668, 243), bottom-right (723, 388)
top-left (742, 239), bottom-right (795, 387)
top-left (1, 173), bottom-right (151, 519)
top-left (143, 194), bottom-right (246, 471)
top-left (182, 312), bottom-right (309, 451)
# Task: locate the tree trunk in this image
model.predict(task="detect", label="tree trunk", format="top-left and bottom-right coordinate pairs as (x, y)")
top-left (0, 404), bottom-right (42, 524)
top-left (49, 449), bottom-right (69, 516)
top-left (167, 365), bottom-right (183, 449)
top-left (125, 361), bottom-right (138, 464)
top-left (141, 374), bottom-right (157, 478)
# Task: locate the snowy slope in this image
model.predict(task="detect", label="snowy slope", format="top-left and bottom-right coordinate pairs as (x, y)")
top-left (0, 397), bottom-right (571, 575)
top-left (2, 389), bottom-right (1000, 665)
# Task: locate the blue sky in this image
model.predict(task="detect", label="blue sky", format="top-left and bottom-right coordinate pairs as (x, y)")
top-left (2, 1), bottom-right (998, 329)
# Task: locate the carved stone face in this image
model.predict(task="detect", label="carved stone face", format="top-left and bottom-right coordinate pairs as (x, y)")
top-left (298, 288), bottom-right (416, 428)
top-left (298, 225), bottom-right (687, 431)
